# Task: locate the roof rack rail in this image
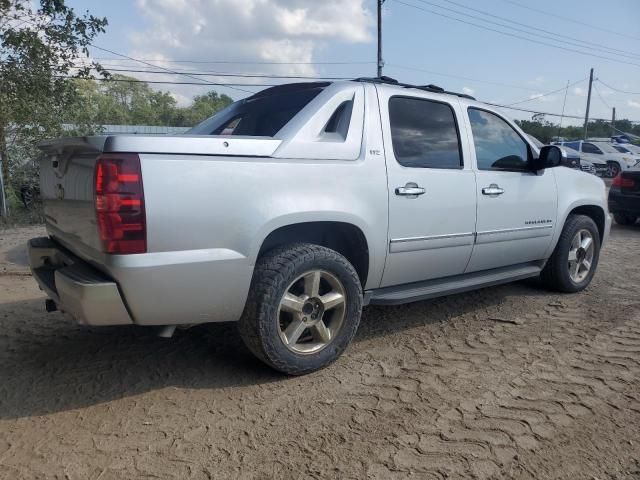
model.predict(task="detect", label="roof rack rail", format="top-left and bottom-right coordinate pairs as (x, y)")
top-left (353, 76), bottom-right (476, 100)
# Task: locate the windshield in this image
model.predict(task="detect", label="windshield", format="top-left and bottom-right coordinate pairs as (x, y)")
top-left (613, 145), bottom-right (630, 153)
top-left (594, 142), bottom-right (620, 153)
top-left (187, 82), bottom-right (329, 136)
top-left (624, 144), bottom-right (640, 154)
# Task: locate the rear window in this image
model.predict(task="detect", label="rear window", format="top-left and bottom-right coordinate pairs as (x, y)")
top-left (187, 82), bottom-right (329, 137)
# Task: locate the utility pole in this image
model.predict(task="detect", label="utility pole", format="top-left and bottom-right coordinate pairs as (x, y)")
top-left (377, 0), bottom-right (384, 77)
top-left (611, 107), bottom-right (616, 137)
top-left (583, 68), bottom-right (594, 140)
top-left (0, 157), bottom-right (6, 218)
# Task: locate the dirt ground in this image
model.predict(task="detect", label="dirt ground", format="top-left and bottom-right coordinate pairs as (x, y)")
top-left (0, 223), bottom-right (639, 479)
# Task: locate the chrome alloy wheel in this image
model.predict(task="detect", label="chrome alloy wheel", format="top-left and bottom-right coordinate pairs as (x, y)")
top-left (568, 229), bottom-right (595, 283)
top-left (277, 270), bottom-right (346, 355)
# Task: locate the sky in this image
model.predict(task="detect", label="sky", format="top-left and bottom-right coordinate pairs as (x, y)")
top-left (66, 0), bottom-right (640, 126)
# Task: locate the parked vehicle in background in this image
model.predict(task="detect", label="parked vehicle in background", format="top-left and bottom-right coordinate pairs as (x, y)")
top-left (563, 145), bottom-right (608, 177)
top-left (612, 143), bottom-right (640, 160)
top-left (611, 134), bottom-right (635, 144)
top-left (579, 158), bottom-right (597, 175)
top-left (556, 140), bottom-right (636, 177)
top-left (527, 135), bottom-right (580, 169)
top-left (608, 167), bottom-right (640, 226)
top-left (29, 78), bottom-right (611, 374)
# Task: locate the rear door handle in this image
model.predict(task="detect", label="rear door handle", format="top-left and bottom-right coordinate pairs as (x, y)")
top-left (395, 183), bottom-right (426, 197)
top-left (482, 184), bottom-right (505, 196)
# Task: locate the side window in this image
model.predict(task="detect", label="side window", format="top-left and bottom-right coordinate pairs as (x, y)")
top-left (388, 96), bottom-right (462, 169)
top-left (582, 143), bottom-right (602, 154)
top-left (564, 141), bottom-right (580, 151)
top-left (468, 108), bottom-right (530, 171)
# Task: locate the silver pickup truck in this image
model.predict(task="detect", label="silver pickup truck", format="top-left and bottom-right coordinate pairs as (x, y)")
top-left (29, 78), bottom-right (611, 374)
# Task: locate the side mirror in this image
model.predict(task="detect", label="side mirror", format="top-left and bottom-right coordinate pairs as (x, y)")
top-left (533, 145), bottom-right (564, 171)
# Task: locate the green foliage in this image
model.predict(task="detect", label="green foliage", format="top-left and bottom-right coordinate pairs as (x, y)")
top-left (67, 77), bottom-right (234, 130)
top-left (175, 91), bottom-right (234, 127)
top-left (516, 118), bottom-right (640, 144)
top-left (0, 0), bottom-right (108, 211)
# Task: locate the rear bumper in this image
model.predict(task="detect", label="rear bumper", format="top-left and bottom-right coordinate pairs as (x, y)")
top-left (28, 237), bottom-right (133, 326)
top-left (608, 188), bottom-right (640, 215)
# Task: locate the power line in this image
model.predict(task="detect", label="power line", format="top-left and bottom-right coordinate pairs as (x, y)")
top-left (592, 82), bottom-right (611, 110)
top-left (499, 0), bottom-right (640, 43)
top-left (387, 63), bottom-right (544, 92)
top-left (597, 78), bottom-right (640, 95)
top-left (93, 57), bottom-right (376, 66)
top-left (89, 45), bottom-right (255, 94)
top-left (72, 65), bottom-right (352, 80)
top-left (57, 75), bottom-right (276, 87)
top-left (487, 102), bottom-right (640, 123)
top-left (84, 61), bottom-right (556, 94)
top-left (391, 0), bottom-right (640, 68)
top-left (506, 78), bottom-right (587, 106)
top-left (8, 17), bottom-right (257, 94)
top-left (432, 0), bottom-right (640, 61)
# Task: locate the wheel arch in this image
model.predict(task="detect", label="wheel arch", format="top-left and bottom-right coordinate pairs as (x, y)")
top-left (257, 221), bottom-right (371, 288)
top-left (567, 204), bottom-right (606, 243)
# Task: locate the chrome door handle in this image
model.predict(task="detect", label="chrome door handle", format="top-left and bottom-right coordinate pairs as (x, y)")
top-left (482, 184), bottom-right (505, 196)
top-left (395, 183), bottom-right (426, 197)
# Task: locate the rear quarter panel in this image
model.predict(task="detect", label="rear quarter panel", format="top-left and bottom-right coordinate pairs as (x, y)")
top-left (117, 153), bottom-right (388, 325)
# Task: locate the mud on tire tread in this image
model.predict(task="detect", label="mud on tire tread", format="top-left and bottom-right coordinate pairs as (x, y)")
top-left (541, 214), bottom-right (600, 293)
top-left (238, 243), bottom-right (363, 375)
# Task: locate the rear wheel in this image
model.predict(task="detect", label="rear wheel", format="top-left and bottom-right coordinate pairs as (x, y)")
top-left (238, 243), bottom-right (363, 375)
top-left (541, 215), bottom-right (600, 293)
top-left (613, 213), bottom-right (637, 225)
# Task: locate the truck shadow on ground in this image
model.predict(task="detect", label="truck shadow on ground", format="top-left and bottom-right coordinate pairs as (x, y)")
top-left (0, 281), bottom-right (552, 420)
top-left (4, 244), bottom-right (29, 267)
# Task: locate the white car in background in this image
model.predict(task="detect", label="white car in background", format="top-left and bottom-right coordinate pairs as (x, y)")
top-left (612, 143), bottom-right (640, 160)
top-left (557, 140), bottom-right (636, 177)
top-left (529, 135), bottom-right (604, 176)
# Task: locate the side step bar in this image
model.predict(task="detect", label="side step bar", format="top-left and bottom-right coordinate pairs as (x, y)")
top-left (367, 263), bottom-right (542, 306)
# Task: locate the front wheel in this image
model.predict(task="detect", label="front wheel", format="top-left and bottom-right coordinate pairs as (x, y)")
top-left (541, 215), bottom-right (600, 293)
top-left (239, 243), bottom-right (363, 375)
top-left (606, 161), bottom-right (621, 178)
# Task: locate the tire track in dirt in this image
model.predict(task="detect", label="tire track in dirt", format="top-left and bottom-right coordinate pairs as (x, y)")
top-left (1, 225), bottom-right (639, 479)
top-left (358, 306), bottom-right (640, 479)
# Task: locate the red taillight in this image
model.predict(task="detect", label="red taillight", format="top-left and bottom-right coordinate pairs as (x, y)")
top-left (612, 174), bottom-right (635, 188)
top-left (94, 154), bottom-right (146, 254)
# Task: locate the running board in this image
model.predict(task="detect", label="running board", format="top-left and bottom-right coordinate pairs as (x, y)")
top-left (367, 263), bottom-right (542, 306)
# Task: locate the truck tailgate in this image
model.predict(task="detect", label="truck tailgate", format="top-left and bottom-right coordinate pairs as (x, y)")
top-left (38, 134), bottom-right (282, 262)
top-left (38, 136), bottom-right (107, 259)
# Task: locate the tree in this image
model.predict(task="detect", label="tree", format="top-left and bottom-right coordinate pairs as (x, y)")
top-left (517, 117), bottom-right (640, 144)
top-left (0, 0), bottom-right (107, 196)
top-left (175, 91), bottom-right (233, 127)
top-left (67, 77), bottom-right (233, 129)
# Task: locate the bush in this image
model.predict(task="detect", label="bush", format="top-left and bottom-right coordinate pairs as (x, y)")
top-left (0, 185), bottom-right (44, 227)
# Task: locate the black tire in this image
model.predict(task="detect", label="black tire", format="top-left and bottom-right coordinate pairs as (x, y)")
top-left (238, 243), bottom-right (363, 375)
top-left (606, 161), bottom-right (621, 178)
top-left (613, 213), bottom-right (637, 226)
top-left (541, 214), bottom-right (601, 293)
